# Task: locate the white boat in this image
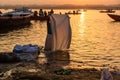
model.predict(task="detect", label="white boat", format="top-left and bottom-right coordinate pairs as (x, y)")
top-left (1, 7), bottom-right (33, 16)
top-left (0, 8), bottom-right (32, 32)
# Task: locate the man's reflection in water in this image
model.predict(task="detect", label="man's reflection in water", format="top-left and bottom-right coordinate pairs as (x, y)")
top-left (38, 50), bottom-right (70, 72)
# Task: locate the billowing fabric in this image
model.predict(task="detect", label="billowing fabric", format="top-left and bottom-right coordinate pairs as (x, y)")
top-left (45, 14), bottom-right (72, 51)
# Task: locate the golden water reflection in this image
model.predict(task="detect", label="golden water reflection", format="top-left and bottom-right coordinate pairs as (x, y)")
top-left (79, 12), bottom-right (86, 37)
top-left (0, 9), bottom-right (120, 69)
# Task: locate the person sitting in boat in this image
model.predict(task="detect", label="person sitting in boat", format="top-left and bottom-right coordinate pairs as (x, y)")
top-left (73, 10), bottom-right (75, 14)
top-left (59, 12), bottom-right (62, 15)
top-left (47, 9), bottom-right (54, 16)
top-left (50, 9), bottom-right (54, 14)
top-left (44, 11), bottom-right (47, 17)
top-left (39, 9), bottom-right (44, 17)
top-left (48, 12), bottom-right (51, 16)
top-left (33, 11), bottom-right (38, 17)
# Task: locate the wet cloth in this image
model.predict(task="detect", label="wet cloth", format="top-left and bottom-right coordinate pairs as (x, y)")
top-left (13, 44), bottom-right (41, 61)
top-left (101, 68), bottom-right (113, 80)
top-left (44, 14), bottom-right (72, 51)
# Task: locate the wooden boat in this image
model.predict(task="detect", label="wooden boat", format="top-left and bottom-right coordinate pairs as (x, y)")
top-left (107, 14), bottom-right (120, 21)
top-left (65, 12), bottom-right (81, 15)
top-left (0, 15), bottom-right (31, 27)
top-left (0, 7), bottom-right (32, 27)
top-left (65, 10), bottom-right (81, 15)
top-left (100, 9), bottom-right (115, 13)
top-left (30, 16), bottom-right (49, 21)
top-left (0, 8), bottom-right (32, 33)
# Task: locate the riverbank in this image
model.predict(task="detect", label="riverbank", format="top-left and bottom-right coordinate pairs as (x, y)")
top-left (0, 62), bottom-right (120, 80)
top-left (0, 51), bottom-right (120, 80)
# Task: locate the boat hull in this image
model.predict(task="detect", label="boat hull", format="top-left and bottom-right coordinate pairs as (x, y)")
top-left (0, 15), bottom-right (31, 33)
top-left (65, 13), bottom-right (81, 15)
top-left (30, 16), bottom-right (48, 21)
top-left (100, 11), bottom-right (115, 13)
top-left (107, 14), bottom-right (120, 21)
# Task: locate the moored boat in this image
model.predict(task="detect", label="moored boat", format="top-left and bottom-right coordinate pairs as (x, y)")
top-left (0, 8), bottom-right (32, 33)
top-left (107, 14), bottom-right (120, 21)
top-left (65, 12), bottom-right (81, 15)
top-left (1, 7), bottom-right (33, 16)
top-left (65, 10), bottom-right (81, 15)
top-left (100, 9), bottom-right (115, 13)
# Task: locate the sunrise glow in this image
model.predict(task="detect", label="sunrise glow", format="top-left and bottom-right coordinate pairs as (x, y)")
top-left (0, 0), bottom-right (119, 5)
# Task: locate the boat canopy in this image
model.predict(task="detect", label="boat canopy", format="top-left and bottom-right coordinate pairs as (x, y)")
top-left (1, 7), bottom-right (33, 16)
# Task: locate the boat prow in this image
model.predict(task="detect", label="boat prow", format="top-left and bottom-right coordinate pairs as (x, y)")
top-left (107, 14), bottom-right (120, 21)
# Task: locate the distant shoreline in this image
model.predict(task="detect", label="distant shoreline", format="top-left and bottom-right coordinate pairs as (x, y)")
top-left (0, 4), bottom-right (120, 10)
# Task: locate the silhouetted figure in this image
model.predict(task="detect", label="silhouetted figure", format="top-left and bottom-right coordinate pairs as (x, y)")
top-left (59, 12), bottom-right (62, 15)
top-left (48, 12), bottom-right (51, 16)
top-left (47, 17), bottom-right (52, 34)
top-left (44, 11), bottom-right (47, 17)
top-left (33, 11), bottom-right (38, 17)
top-left (44, 17), bottom-right (52, 51)
top-left (50, 9), bottom-right (54, 14)
top-left (0, 10), bottom-right (2, 15)
top-left (39, 9), bottom-right (44, 17)
top-left (73, 10), bottom-right (75, 14)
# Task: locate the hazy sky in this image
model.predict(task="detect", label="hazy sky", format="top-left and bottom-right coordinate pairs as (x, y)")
top-left (0, 0), bottom-right (120, 5)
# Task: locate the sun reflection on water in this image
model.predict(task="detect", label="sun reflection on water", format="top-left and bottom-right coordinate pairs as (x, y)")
top-left (79, 12), bottom-right (86, 37)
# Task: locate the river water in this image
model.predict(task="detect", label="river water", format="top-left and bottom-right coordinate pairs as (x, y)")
top-left (0, 9), bottom-right (120, 69)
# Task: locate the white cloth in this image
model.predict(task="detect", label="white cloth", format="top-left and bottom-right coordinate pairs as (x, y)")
top-left (45, 14), bottom-right (72, 51)
top-left (101, 68), bottom-right (113, 80)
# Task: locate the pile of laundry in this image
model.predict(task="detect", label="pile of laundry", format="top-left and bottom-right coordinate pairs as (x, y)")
top-left (0, 44), bottom-right (42, 63)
